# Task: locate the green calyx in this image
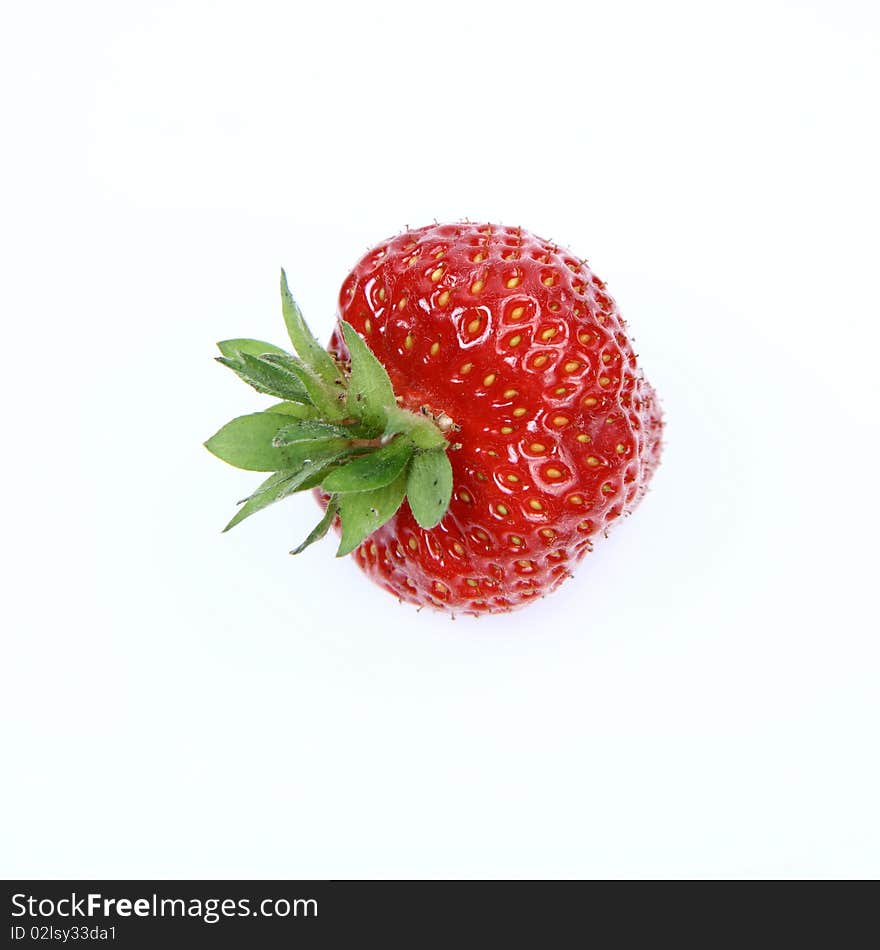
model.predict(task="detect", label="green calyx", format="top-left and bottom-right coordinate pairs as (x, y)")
top-left (204, 269), bottom-right (454, 556)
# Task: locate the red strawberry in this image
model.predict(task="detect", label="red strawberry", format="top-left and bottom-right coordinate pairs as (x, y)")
top-left (206, 222), bottom-right (662, 614)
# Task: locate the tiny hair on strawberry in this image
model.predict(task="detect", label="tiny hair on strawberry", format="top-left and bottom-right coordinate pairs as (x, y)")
top-left (205, 222), bottom-right (663, 614)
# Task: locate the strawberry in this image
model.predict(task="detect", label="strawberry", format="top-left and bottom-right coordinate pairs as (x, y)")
top-left (206, 222), bottom-right (662, 613)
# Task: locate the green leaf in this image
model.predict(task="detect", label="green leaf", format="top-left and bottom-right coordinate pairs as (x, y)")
top-left (260, 353), bottom-right (346, 420)
top-left (290, 497), bottom-right (338, 555)
top-left (342, 321), bottom-right (396, 434)
top-left (206, 413), bottom-right (292, 470)
top-left (273, 420), bottom-right (354, 447)
top-left (223, 471), bottom-right (297, 531)
top-left (222, 456), bottom-right (343, 532)
top-left (291, 458), bottom-right (341, 492)
top-left (280, 269), bottom-right (342, 385)
top-left (217, 338), bottom-right (288, 359)
top-left (205, 412), bottom-right (350, 472)
top-left (282, 453), bottom-right (348, 493)
top-left (336, 471), bottom-right (408, 556)
top-left (384, 405), bottom-right (449, 449)
top-left (217, 351), bottom-right (311, 403)
top-left (265, 401), bottom-right (317, 419)
top-left (321, 436), bottom-right (414, 494)
top-left (406, 448), bottom-right (453, 529)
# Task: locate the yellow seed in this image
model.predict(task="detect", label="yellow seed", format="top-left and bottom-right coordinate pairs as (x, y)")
top-left (554, 387), bottom-right (567, 395)
top-left (500, 426), bottom-right (513, 435)
top-left (569, 494), bottom-right (584, 505)
top-left (533, 355), bottom-right (549, 368)
top-left (466, 578), bottom-right (478, 587)
top-left (460, 362), bottom-right (473, 374)
top-left (467, 318), bottom-right (481, 334)
top-left (564, 361), bottom-right (580, 373)
top-left (434, 248), bottom-right (445, 258)
top-left (602, 353), bottom-right (612, 363)
top-left (407, 537), bottom-right (418, 550)
top-left (616, 443), bottom-right (626, 453)
top-left (542, 275), bottom-right (555, 286)
top-left (530, 442), bottom-right (546, 453)
top-left (578, 332), bottom-right (592, 344)
top-left (552, 415), bottom-right (569, 427)
top-left (430, 341), bottom-right (440, 355)
top-left (404, 334), bottom-right (414, 350)
top-left (438, 290), bottom-right (450, 307)
top-left (601, 483), bottom-right (613, 493)
top-left (508, 334), bottom-right (522, 347)
top-left (503, 388), bottom-right (518, 398)
top-left (364, 318), bottom-right (372, 334)
top-left (378, 287), bottom-right (386, 301)
top-left (370, 542), bottom-right (378, 556)
top-left (475, 529), bottom-right (488, 541)
top-left (430, 266), bottom-right (444, 282)
top-left (540, 328), bottom-right (557, 341)
top-left (496, 504), bottom-right (509, 516)
top-left (506, 473), bottom-right (519, 483)
top-left (473, 251), bottom-right (487, 262)
top-left (529, 499), bottom-right (543, 511)
top-left (517, 559), bottom-right (531, 568)
top-left (546, 467), bottom-right (563, 479)
top-left (483, 373), bottom-right (496, 386)
top-left (586, 456), bottom-right (600, 466)
top-left (453, 542), bottom-right (465, 555)
top-left (471, 279), bottom-right (484, 294)
top-left (434, 581), bottom-right (448, 594)
top-left (583, 396), bottom-right (598, 407)
top-left (476, 472), bottom-right (487, 481)
top-left (509, 306), bottom-right (525, 322)
top-left (510, 535), bottom-right (523, 546)
top-left (576, 433), bottom-right (591, 443)
top-left (506, 276), bottom-right (521, 288)
top-left (487, 450), bottom-right (498, 457)
top-left (549, 302), bottom-right (560, 312)
top-left (540, 528), bottom-right (556, 538)
top-left (599, 376), bottom-right (610, 386)
top-left (513, 407), bottom-right (527, 417)
top-left (398, 297), bottom-right (407, 311)
top-left (459, 490), bottom-right (471, 503)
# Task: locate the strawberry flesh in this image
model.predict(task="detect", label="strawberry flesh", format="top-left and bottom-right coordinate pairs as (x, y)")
top-left (327, 222), bottom-right (663, 613)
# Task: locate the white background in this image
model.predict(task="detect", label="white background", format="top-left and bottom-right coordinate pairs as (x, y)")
top-left (2, 0), bottom-right (878, 878)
